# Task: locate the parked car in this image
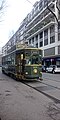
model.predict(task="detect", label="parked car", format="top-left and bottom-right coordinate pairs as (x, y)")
top-left (46, 65), bottom-right (56, 73)
top-left (42, 65), bottom-right (47, 72)
top-left (53, 65), bottom-right (60, 73)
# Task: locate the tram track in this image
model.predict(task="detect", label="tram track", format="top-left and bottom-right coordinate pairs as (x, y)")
top-left (1, 71), bottom-right (60, 104)
top-left (42, 73), bottom-right (60, 83)
top-left (38, 80), bottom-right (60, 90)
top-left (42, 77), bottom-right (60, 83)
top-left (20, 80), bottom-right (60, 104)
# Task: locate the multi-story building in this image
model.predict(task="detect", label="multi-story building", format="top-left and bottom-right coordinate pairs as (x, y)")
top-left (2, 0), bottom-right (60, 67)
top-left (0, 54), bottom-right (2, 66)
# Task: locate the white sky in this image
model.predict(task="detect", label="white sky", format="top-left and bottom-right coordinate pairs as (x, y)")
top-left (0, 0), bottom-right (37, 50)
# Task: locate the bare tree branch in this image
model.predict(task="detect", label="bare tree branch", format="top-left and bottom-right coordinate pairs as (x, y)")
top-left (26, 0), bottom-right (33, 6)
top-left (0, 0), bottom-right (5, 11)
top-left (0, 0), bottom-right (6, 22)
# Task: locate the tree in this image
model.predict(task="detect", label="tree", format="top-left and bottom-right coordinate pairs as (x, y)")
top-left (0, 0), bottom-right (5, 22)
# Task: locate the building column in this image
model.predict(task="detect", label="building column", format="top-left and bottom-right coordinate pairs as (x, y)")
top-left (48, 28), bottom-right (50, 44)
top-left (34, 36), bottom-right (36, 47)
top-left (38, 34), bottom-right (40, 48)
top-left (55, 0), bottom-right (58, 55)
top-left (43, 31), bottom-right (44, 57)
top-left (43, 31), bottom-right (44, 47)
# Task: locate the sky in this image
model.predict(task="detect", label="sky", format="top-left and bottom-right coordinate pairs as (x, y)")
top-left (0, 0), bottom-right (37, 51)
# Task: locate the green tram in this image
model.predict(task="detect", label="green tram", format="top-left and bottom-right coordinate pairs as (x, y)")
top-left (2, 43), bottom-right (42, 80)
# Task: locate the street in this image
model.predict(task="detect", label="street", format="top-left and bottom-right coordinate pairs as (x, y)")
top-left (0, 67), bottom-right (60, 120)
top-left (0, 0), bottom-right (60, 120)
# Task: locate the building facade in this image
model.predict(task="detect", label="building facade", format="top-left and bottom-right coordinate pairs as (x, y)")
top-left (2, 0), bottom-right (60, 66)
top-left (0, 54), bottom-right (2, 66)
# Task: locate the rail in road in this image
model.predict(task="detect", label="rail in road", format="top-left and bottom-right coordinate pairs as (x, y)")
top-left (20, 73), bottom-right (60, 104)
top-left (21, 80), bottom-right (60, 104)
top-left (0, 66), bottom-right (60, 104)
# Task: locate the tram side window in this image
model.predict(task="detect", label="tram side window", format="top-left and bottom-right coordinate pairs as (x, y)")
top-left (25, 55), bottom-right (41, 65)
top-left (26, 56), bottom-right (39, 64)
top-left (11, 54), bottom-right (16, 65)
top-left (7, 56), bottom-right (11, 64)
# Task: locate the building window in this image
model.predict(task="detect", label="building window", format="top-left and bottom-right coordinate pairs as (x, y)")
top-left (28, 13), bottom-right (31, 21)
top-left (44, 29), bottom-right (48, 37)
top-left (50, 36), bottom-right (55, 43)
top-left (35, 6), bottom-right (38, 13)
top-left (44, 0), bottom-right (48, 7)
top-left (39, 0), bottom-right (43, 11)
top-left (39, 41), bottom-right (43, 47)
top-left (44, 47), bottom-right (55, 56)
top-left (50, 25), bottom-right (55, 33)
top-left (29, 39), bottom-right (31, 44)
top-left (39, 32), bottom-right (43, 39)
top-left (58, 45), bottom-right (60, 54)
top-left (44, 39), bottom-right (48, 46)
top-left (32, 9), bottom-right (34, 17)
top-left (32, 37), bottom-right (34, 44)
top-left (58, 23), bottom-right (60, 30)
top-left (44, 29), bottom-right (48, 46)
top-left (36, 43), bottom-right (38, 48)
top-left (58, 33), bottom-right (60, 41)
top-left (36, 35), bottom-right (38, 41)
top-left (58, 23), bottom-right (60, 41)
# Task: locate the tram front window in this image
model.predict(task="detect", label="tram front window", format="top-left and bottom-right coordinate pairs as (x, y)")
top-left (26, 54), bottom-right (42, 65)
top-left (31, 54), bottom-right (42, 64)
top-left (31, 55), bottom-right (39, 64)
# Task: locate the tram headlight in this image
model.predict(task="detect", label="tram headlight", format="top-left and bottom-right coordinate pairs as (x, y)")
top-left (25, 72), bottom-right (28, 75)
top-left (33, 69), bottom-right (37, 73)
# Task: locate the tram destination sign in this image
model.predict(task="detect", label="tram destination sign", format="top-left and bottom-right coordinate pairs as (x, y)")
top-left (16, 43), bottom-right (27, 50)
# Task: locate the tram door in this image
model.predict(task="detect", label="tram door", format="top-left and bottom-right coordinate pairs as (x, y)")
top-left (20, 54), bottom-right (24, 74)
top-left (16, 54), bottom-right (24, 75)
top-left (16, 54), bottom-right (21, 74)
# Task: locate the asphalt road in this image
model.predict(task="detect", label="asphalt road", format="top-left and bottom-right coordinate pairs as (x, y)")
top-left (0, 67), bottom-right (60, 120)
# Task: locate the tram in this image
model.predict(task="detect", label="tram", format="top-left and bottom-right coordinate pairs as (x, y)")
top-left (2, 43), bottom-right (42, 80)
